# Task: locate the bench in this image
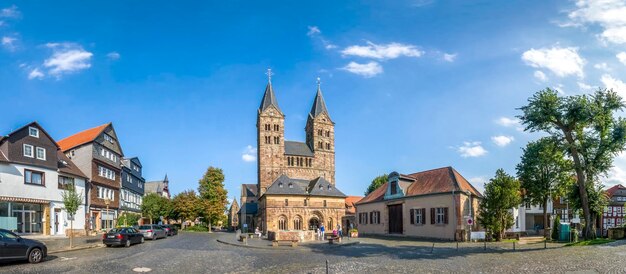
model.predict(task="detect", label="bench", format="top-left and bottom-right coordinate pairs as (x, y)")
top-left (326, 236), bottom-right (341, 244)
top-left (272, 240), bottom-right (298, 247)
top-left (238, 235), bottom-right (248, 244)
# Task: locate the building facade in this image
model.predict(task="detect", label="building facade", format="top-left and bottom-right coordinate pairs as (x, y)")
top-left (602, 184), bottom-right (626, 235)
top-left (241, 76), bottom-right (346, 240)
top-left (145, 174), bottom-right (170, 199)
top-left (59, 123), bottom-right (124, 232)
top-left (355, 168), bottom-right (481, 241)
top-left (227, 197), bottom-right (239, 230)
top-left (120, 157), bottom-right (144, 214)
top-left (0, 122), bottom-right (88, 236)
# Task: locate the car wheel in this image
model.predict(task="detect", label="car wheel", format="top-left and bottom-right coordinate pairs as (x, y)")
top-left (140, 237), bottom-right (145, 243)
top-left (125, 240), bottom-right (131, 247)
top-left (152, 235), bottom-right (156, 240)
top-left (105, 244), bottom-right (112, 247)
top-left (28, 248), bottom-right (43, 264)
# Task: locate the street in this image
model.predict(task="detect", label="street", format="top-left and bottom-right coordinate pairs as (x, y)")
top-left (2, 232), bottom-right (626, 273)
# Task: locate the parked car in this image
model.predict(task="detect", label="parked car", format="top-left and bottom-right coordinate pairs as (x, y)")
top-left (137, 225), bottom-right (167, 240)
top-left (102, 227), bottom-right (144, 247)
top-left (161, 225), bottom-right (178, 236)
top-left (0, 229), bottom-right (47, 264)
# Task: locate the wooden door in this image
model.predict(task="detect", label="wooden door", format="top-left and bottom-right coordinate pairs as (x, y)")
top-left (388, 204), bottom-right (403, 234)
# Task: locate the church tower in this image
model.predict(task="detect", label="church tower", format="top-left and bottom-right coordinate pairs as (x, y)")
top-left (257, 70), bottom-right (285, 196)
top-left (305, 79), bottom-right (335, 184)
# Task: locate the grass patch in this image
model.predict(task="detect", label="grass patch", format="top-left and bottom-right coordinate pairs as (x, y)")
top-left (501, 239), bottom-right (519, 243)
top-left (183, 225), bottom-right (209, 232)
top-left (565, 238), bottom-right (614, 246)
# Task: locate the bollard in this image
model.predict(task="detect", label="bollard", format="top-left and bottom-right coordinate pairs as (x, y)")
top-left (513, 242), bottom-right (515, 251)
top-left (456, 242), bottom-right (459, 251)
top-left (326, 259), bottom-right (329, 274)
top-left (484, 241), bottom-right (486, 250)
top-left (544, 239), bottom-right (547, 249)
top-left (431, 243), bottom-right (435, 253)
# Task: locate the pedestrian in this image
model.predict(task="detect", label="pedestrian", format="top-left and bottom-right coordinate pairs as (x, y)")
top-left (320, 224), bottom-right (325, 240)
top-left (337, 224), bottom-right (343, 238)
top-left (316, 226), bottom-right (320, 240)
top-left (349, 222), bottom-right (353, 238)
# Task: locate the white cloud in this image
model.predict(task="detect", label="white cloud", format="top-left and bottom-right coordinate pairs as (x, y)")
top-left (495, 116), bottom-right (523, 130)
top-left (1, 36), bottom-right (16, 51)
top-left (0, 5), bottom-right (19, 18)
top-left (567, 0), bottom-right (626, 45)
top-left (578, 82), bottom-right (594, 91)
top-left (553, 83), bottom-right (566, 95)
top-left (342, 41), bottom-right (424, 60)
top-left (468, 176), bottom-right (487, 194)
top-left (600, 74), bottom-right (626, 98)
top-left (457, 141), bottom-right (488, 158)
top-left (307, 26), bottom-right (321, 37)
top-left (28, 68), bottom-right (44, 80)
top-left (534, 70), bottom-right (548, 82)
top-left (43, 43), bottom-right (93, 77)
top-left (521, 47), bottom-right (585, 78)
top-left (443, 53), bottom-right (457, 62)
top-left (594, 62), bottom-right (610, 71)
top-left (617, 52), bottom-right (626, 65)
top-left (241, 145), bottom-right (257, 162)
top-left (491, 135), bottom-right (514, 147)
top-left (341, 61), bottom-right (383, 77)
top-left (107, 51), bottom-right (120, 60)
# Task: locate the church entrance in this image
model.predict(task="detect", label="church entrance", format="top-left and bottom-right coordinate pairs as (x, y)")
top-left (308, 218), bottom-right (320, 230)
top-left (388, 204), bottom-right (403, 234)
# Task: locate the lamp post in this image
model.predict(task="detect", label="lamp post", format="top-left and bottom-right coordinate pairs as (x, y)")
top-left (104, 198), bottom-right (111, 232)
top-left (466, 190), bottom-right (472, 241)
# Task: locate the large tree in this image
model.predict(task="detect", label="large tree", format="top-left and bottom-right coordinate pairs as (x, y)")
top-left (477, 169), bottom-right (522, 241)
top-left (198, 167), bottom-right (228, 233)
top-left (364, 174), bottom-right (388, 196)
top-left (516, 137), bottom-right (574, 237)
top-left (141, 193), bottom-right (171, 224)
top-left (172, 190), bottom-right (201, 229)
top-left (61, 183), bottom-right (82, 248)
top-left (518, 88), bottom-right (626, 239)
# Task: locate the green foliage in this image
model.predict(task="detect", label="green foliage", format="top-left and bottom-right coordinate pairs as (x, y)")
top-left (552, 215), bottom-right (560, 241)
top-left (172, 190), bottom-right (201, 222)
top-left (477, 169), bottom-right (522, 241)
top-left (197, 167), bottom-right (228, 226)
top-left (364, 174), bottom-right (388, 196)
top-left (141, 193), bottom-right (172, 224)
top-left (518, 88), bottom-right (626, 239)
top-left (117, 213), bottom-right (141, 227)
top-left (61, 184), bottom-right (82, 217)
top-left (565, 238), bottom-right (612, 246)
top-left (184, 225), bottom-right (209, 232)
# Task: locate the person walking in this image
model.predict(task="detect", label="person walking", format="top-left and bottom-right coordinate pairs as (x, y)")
top-left (337, 223), bottom-right (343, 238)
top-left (320, 224), bottom-right (325, 240)
top-left (349, 222), bottom-right (353, 238)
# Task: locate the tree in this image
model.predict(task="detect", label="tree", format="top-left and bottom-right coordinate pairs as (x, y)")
top-left (141, 193), bottom-right (171, 224)
top-left (516, 137), bottom-right (574, 238)
top-left (477, 169), bottom-right (522, 241)
top-left (551, 214), bottom-right (561, 241)
top-left (364, 174), bottom-right (388, 196)
top-left (172, 190), bottom-right (201, 229)
top-left (197, 167), bottom-right (228, 233)
top-left (61, 183), bottom-right (82, 249)
top-left (567, 182), bottom-right (608, 236)
top-left (117, 212), bottom-right (141, 227)
top-left (518, 88), bottom-right (626, 239)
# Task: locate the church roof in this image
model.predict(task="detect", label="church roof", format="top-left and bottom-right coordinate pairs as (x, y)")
top-left (242, 184), bottom-right (258, 197)
top-left (309, 86), bottom-right (330, 120)
top-left (263, 175), bottom-right (346, 198)
top-left (237, 202), bottom-right (258, 215)
top-left (284, 141), bottom-right (314, 157)
top-left (259, 82), bottom-right (281, 113)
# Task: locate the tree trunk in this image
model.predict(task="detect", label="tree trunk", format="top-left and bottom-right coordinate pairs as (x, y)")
top-left (563, 131), bottom-right (593, 240)
top-left (208, 220), bottom-right (212, 233)
top-left (70, 220), bottom-right (73, 249)
top-left (543, 199), bottom-right (548, 238)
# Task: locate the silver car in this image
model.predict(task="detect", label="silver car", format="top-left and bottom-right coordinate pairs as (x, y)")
top-left (137, 225), bottom-right (167, 240)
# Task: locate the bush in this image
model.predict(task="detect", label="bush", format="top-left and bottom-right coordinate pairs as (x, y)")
top-left (185, 225), bottom-right (209, 232)
top-left (117, 213), bottom-right (141, 227)
top-left (551, 215), bottom-right (560, 241)
top-left (570, 228), bottom-right (579, 242)
top-left (349, 228), bottom-right (358, 233)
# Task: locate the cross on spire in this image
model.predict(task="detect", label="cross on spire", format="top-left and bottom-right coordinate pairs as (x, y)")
top-left (316, 77), bottom-right (321, 88)
top-left (265, 68), bottom-right (274, 83)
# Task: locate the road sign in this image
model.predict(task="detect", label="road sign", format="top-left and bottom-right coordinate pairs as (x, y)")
top-left (467, 218), bottom-right (473, 225)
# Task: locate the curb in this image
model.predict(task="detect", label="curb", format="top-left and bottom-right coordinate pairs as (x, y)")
top-left (48, 244), bottom-right (105, 254)
top-left (215, 238), bottom-right (360, 250)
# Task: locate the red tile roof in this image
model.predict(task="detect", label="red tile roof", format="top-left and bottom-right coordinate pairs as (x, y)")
top-left (606, 184), bottom-right (626, 196)
top-left (345, 196), bottom-right (363, 214)
top-left (57, 123), bottom-right (109, 151)
top-left (356, 166), bottom-right (482, 205)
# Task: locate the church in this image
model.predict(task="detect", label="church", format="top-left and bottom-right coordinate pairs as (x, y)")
top-left (239, 72), bottom-right (347, 241)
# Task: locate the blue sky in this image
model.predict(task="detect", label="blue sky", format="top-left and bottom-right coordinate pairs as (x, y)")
top-left (2, 1), bottom-right (626, 202)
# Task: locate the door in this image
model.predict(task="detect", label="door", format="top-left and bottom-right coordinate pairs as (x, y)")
top-left (13, 211), bottom-right (23, 233)
top-left (388, 204), bottom-right (403, 234)
top-left (54, 209), bottom-right (61, 235)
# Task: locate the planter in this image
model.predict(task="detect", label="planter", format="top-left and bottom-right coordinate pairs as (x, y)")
top-left (350, 232), bottom-right (358, 238)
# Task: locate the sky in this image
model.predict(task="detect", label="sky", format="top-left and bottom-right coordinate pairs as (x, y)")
top-left (2, 0), bottom-right (626, 203)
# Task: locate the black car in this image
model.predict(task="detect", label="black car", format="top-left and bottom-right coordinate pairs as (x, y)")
top-left (102, 227), bottom-right (144, 247)
top-left (0, 229), bottom-right (47, 264)
top-left (161, 225), bottom-right (178, 236)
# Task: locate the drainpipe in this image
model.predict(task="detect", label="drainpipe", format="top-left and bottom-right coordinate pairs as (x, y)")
top-left (452, 189), bottom-right (457, 241)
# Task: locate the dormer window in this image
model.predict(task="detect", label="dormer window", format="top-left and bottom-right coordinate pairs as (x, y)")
top-left (36, 147), bottom-right (46, 160)
top-left (23, 144), bottom-right (34, 158)
top-left (288, 183), bottom-right (293, 188)
top-left (390, 181), bottom-right (398, 195)
top-left (29, 127), bottom-right (39, 138)
top-left (279, 183), bottom-right (283, 188)
top-left (104, 134), bottom-right (115, 143)
top-left (319, 185), bottom-right (323, 190)
top-left (327, 185), bottom-right (332, 190)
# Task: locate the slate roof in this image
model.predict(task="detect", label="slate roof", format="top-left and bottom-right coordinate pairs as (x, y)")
top-left (284, 141), bottom-right (314, 157)
top-left (242, 184), bottom-right (258, 197)
top-left (57, 150), bottom-right (88, 179)
top-left (264, 175), bottom-right (346, 198)
top-left (309, 86), bottom-right (331, 120)
top-left (357, 166), bottom-right (482, 205)
top-left (237, 202), bottom-right (258, 215)
top-left (57, 123), bottom-right (110, 151)
top-left (146, 174), bottom-right (169, 197)
top-left (259, 82), bottom-right (281, 113)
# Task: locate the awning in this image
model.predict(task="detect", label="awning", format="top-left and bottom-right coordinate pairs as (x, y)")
top-left (0, 196), bottom-right (50, 204)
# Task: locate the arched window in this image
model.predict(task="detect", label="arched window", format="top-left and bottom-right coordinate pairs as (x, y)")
top-left (294, 216), bottom-right (302, 230)
top-left (278, 216), bottom-right (288, 230)
top-left (327, 218), bottom-right (333, 229)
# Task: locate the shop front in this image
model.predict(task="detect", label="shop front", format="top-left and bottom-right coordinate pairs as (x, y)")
top-left (0, 198), bottom-right (48, 235)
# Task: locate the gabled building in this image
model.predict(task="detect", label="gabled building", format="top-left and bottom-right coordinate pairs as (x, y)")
top-left (602, 184), bottom-right (626, 235)
top-left (227, 197), bottom-right (239, 230)
top-left (342, 196), bottom-right (363, 233)
top-left (120, 157), bottom-right (144, 214)
top-left (59, 123), bottom-right (124, 232)
top-left (355, 167), bottom-right (482, 241)
top-left (0, 122), bottom-right (88, 236)
top-left (238, 184), bottom-right (258, 231)
top-left (145, 174), bottom-right (170, 199)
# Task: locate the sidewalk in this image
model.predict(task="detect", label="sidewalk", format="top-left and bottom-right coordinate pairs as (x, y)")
top-left (215, 232), bottom-right (360, 250)
top-left (22, 234), bottom-right (104, 254)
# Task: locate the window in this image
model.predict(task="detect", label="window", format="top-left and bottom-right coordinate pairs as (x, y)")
top-left (431, 207), bottom-right (448, 225)
top-left (327, 218), bottom-right (333, 229)
top-left (29, 127), bottom-right (39, 138)
top-left (323, 200), bottom-right (327, 207)
top-left (278, 182), bottom-right (283, 188)
top-left (410, 208), bottom-right (425, 225)
top-left (359, 212), bottom-right (368, 224)
top-left (304, 199), bottom-right (308, 206)
top-left (285, 199), bottom-right (288, 206)
top-left (318, 142), bottom-right (322, 149)
top-left (58, 176), bottom-right (74, 189)
top-left (318, 129), bottom-right (322, 136)
top-left (100, 148), bottom-right (117, 162)
top-left (370, 211), bottom-right (380, 224)
top-left (265, 136), bottom-right (271, 144)
top-left (278, 216), bottom-right (287, 230)
top-left (274, 136), bottom-right (279, 144)
top-left (97, 186), bottom-right (115, 201)
top-left (274, 124), bottom-right (279, 131)
top-left (98, 165), bottom-right (116, 180)
top-left (325, 131), bottom-right (330, 137)
top-left (104, 134), bottom-right (115, 143)
top-left (288, 183), bottom-right (293, 188)
top-left (36, 147), bottom-right (46, 160)
top-left (293, 217), bottom-right (302, 230)
top-left (23, 144), bottom-right (34, 158)
top-left (326, 143), bottom-right (330, 150)
top-left (390, 181), bottom-right (398, 195)
top-left (308, 159), bottom-right (312, 166)
top-left (24, 169), bottom-right (44, 186)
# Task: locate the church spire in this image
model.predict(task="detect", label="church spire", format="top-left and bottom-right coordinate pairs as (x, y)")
top-left (259, 68), bottom-right (281, 113)
top-left (309, 77), bottom-right (330, 119)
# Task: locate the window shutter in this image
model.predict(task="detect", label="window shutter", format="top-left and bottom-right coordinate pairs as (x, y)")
top-left (431, 208), bottom-right (435, 224)
top-left (377, 212), bottom-right (380, 224)
top-left (370, 212), bottom-right (373, 224)
top-left (410, 209), bottom-right (415, 224)
top-left (444, 207), bottom-right (449, 224)
top-left (421, 208), bottom-right (426, 224)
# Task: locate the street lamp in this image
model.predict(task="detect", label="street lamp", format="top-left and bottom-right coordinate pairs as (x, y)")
top-left (104, 198), bottom-right (111, 232)
top-left (467, 190), bottom-right (472, 241)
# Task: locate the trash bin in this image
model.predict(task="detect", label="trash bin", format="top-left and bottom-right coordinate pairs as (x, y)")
top-left (559, 223), bottom-right (570, 242)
